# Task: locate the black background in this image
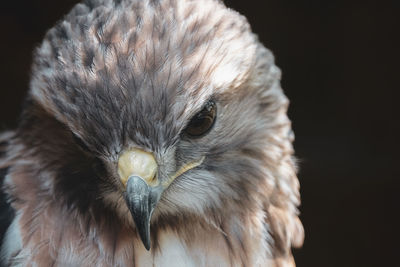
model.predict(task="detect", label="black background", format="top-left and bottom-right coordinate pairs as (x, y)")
top-left (0, 0), bottom-right (399, 266)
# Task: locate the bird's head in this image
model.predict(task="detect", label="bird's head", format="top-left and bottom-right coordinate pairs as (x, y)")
top-left (17, 0), bottom-right (301, 251)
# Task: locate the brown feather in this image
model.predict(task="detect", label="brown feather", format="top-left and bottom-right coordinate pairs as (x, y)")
top-left (1, 0), bottom-right (303, 266)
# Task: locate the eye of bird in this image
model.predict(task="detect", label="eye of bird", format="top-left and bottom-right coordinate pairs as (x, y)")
top-left (184, 100), bottom-right (217, 137)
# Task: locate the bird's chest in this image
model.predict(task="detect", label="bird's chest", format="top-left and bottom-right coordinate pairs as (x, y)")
top-left (132, 230), bottom-right (233, 267)
top-left (3, 211), bottom-right (263, 266)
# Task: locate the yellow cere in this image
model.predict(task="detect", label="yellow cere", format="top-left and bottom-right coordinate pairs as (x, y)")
top-left (118, 148), bottom-right (158, 187)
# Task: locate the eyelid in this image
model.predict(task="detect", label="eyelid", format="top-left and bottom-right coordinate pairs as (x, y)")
top-left (194, 99), bottom-right (216, 118)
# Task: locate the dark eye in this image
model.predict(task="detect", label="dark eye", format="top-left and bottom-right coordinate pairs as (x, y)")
top-left (184, 100), bottom-right (217, 137)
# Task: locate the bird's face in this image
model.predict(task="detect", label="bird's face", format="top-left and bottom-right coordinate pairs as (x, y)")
top-left (22, 0), bottom-right (295, 250)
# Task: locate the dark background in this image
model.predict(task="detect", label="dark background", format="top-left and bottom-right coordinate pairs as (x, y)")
top-left (0, 0), bottom-right (399, 266)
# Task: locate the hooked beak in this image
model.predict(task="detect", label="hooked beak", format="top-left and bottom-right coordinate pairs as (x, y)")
top-left (125, 175), bottom-right (162, 250)
top-left (118, 148), bottom-right (205, 250)
top-left (118, 148), bottom-right (161, 250)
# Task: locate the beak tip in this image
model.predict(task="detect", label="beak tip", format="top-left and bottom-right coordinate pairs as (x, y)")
top-left (125, 176), bottom-right (158, 252)
top-left (143, 240), bottom-right (151, 251)
top-left (135, 220), bottom-right (151, 251)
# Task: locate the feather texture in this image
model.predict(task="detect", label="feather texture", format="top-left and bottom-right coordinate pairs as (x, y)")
top-left (0, 0), bottom-right (303, 266)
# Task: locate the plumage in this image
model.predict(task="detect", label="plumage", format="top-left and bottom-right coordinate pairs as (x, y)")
top-left (0, 0), bottom-right (303, 266)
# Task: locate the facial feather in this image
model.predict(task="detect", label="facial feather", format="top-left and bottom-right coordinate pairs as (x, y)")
top-left (1, 0), bottom-right (303, 266)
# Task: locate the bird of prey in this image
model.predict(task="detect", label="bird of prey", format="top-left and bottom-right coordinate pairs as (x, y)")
top-left (0, 0), bottom-right (303, 266)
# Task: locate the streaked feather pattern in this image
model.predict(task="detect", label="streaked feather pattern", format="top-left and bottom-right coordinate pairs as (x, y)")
top-left (0, 0), bottom-right (303, 266)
